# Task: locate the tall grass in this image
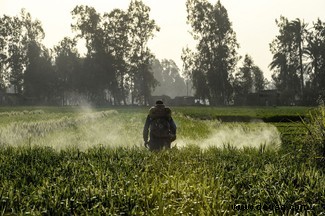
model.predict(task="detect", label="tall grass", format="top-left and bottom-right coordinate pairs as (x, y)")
top-left (0, 145), bottom-right (324, 215)
top-left (0, 107), bottom-right (323, 214)
top-left (302, 106), bottom-right (325, 167)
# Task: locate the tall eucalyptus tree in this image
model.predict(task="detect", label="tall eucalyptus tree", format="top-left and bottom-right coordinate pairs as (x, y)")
top-left (0, 15), bottom-right (9, 90)
top-left (0, 9), bottom-right (46, 97)
top-left (185, 0), bottom-right (239, 105)
top-left (288, 18), bottom-right (307, 99)
top-left (270, 16), bottom-right (306, 101)
top-left (103, 9), bottom-right (131, 105)
top-left (305, 19), bottom-right (325, 93)
top-left (71, 5), bottom-right (115, 104)
top-left (127, 0), bottom-right (159, 105)
top-left (53, 37), bottom-right (81, 105)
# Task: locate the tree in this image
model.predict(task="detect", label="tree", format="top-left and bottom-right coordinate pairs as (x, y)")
top-left (0, 9), bottom-right (47, 99)
top-left (0, 51), bottom-right (6, 90)
top-left (151, 59), bottom-right (187, 98)
top-left (270, 16), bottom-right (306, 104)
top-left (303, 19), bottom-right (325, 104)
top-left (288, 18), bottom-right (308, 99)
top-left (103, 9), bottom-right (131, 105)
top-left (71, 5), bottom-right (115, 105)
top-left (1, 14), bottom-right (25, 94)
top-left (24, 41), bottom-right (55, 103)
top-left (233, 55), bottom-right (266, 104)
top-left (53, 37), bottom-right (81, 105)
top-left (185, 0), bottom-right (239, 105)
top-left (127, 0), bottom-right (159, 105)
top-left (234, 55), bottom-right (254, 96)
top-left (269, 52), bottom-right (287, 91)
top-left (252, 66), bottom-right (266, 92)
top-left (306, 20), bottom-right (325, 89)
top-left (165, 60), bottom-right (187, 97)
top-left (20, 10), bottom-right (55, 103)
top-left (0, 16), bottom-right (9, 90)
top-left (179, 53), bottom-right (194, 98)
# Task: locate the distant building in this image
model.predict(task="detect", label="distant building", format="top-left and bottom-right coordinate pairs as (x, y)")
top-left (0, 89), bottom-right (22, 106)
top-left (150, 95), bottom-right (198, 106)
top-left (149, 95), bottom-right (172, 105)
top-left (0, 89), bottom-right (5, 105)
top-left (247, 90), bottom-right (280, 106)
top-left (171, 96), bottom-right (196, 106)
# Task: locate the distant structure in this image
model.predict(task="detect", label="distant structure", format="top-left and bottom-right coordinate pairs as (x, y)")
top-left (150, 95), bottom-right (197, 106)
top-left (0, 89), bottom-right (292, 107)
top-left (235, 89), bottom-right (280, 106)
top-left (151, 91), bottom-right (281, 107)
top-left (0, 90), bottom-right (5, 105)
top-left (0, 89), bottom-right (22, 106)
top-left (171, 96), bottom-right (196, 106)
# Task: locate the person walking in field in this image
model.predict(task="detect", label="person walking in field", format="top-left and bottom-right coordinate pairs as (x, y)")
top-left (143, 100), bottom-right (177, 151)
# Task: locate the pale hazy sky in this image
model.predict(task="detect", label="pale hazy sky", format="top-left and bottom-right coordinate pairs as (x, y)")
top-left (1, 0), bottom-right (325, 79)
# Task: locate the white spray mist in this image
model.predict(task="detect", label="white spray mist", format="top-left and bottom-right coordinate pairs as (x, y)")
top-left (174, 123), bottom-right (281, 150)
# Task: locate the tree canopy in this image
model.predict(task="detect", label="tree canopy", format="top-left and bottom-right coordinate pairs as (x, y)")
top-left (184, 0), bottom-right (240, 105)
top-left (270, 17), bottom-right (325, 105)
top-left (1, 1), bottom-right (325, 106)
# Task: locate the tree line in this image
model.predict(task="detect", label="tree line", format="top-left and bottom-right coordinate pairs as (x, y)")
top-left (270, 16), bottom-right (325, 105)
top-left (1, 0), bottom-right (325, 106)
top-left (184, 0), bottom-right (325, 106)
top-left (0, 1), bottom-right (161, 105)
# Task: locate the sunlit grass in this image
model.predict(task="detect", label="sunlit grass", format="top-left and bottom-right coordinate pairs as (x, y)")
top-left (174, 106), bottom-right (311, 119)
top-left (0, 106), bottom-right (323, 215)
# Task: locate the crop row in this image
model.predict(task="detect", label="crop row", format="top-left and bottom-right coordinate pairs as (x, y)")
top-left (0, 106), bottom-right (323, 215)
top-left (0, 110), bottom-right (118, 146)
top-left (0, 145), bottom-right (324, 215)
top-left (0, 109), bottom-right (45, 117)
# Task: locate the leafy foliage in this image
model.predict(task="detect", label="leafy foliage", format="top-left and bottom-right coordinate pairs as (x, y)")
top-left (0, 1), bottom-right (159, 106)
top-left (270, 17), bottom-right (325, 105)
top-left (302, 106), bottom-right (325, 166)
top-left (184, 0), bottom-right (239, 105)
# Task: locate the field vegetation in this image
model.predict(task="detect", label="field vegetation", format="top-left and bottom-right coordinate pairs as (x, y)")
top-left (0, 106), bottom-right (324, 215)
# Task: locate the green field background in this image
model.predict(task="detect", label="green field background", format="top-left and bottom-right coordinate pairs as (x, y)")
top-left (0, 106), bottom-right (324, 215)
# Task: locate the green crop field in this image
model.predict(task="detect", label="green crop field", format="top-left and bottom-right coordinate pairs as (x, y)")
top-left (0, 106), bottom-right (324, 215)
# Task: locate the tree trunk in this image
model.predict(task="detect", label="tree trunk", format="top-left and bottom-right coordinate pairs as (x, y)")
top-left (299, 41), bottom-right (304, 101)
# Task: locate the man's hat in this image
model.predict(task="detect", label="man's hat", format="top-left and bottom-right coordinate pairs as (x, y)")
top-left (155, 100), bottom-right (164, 105)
